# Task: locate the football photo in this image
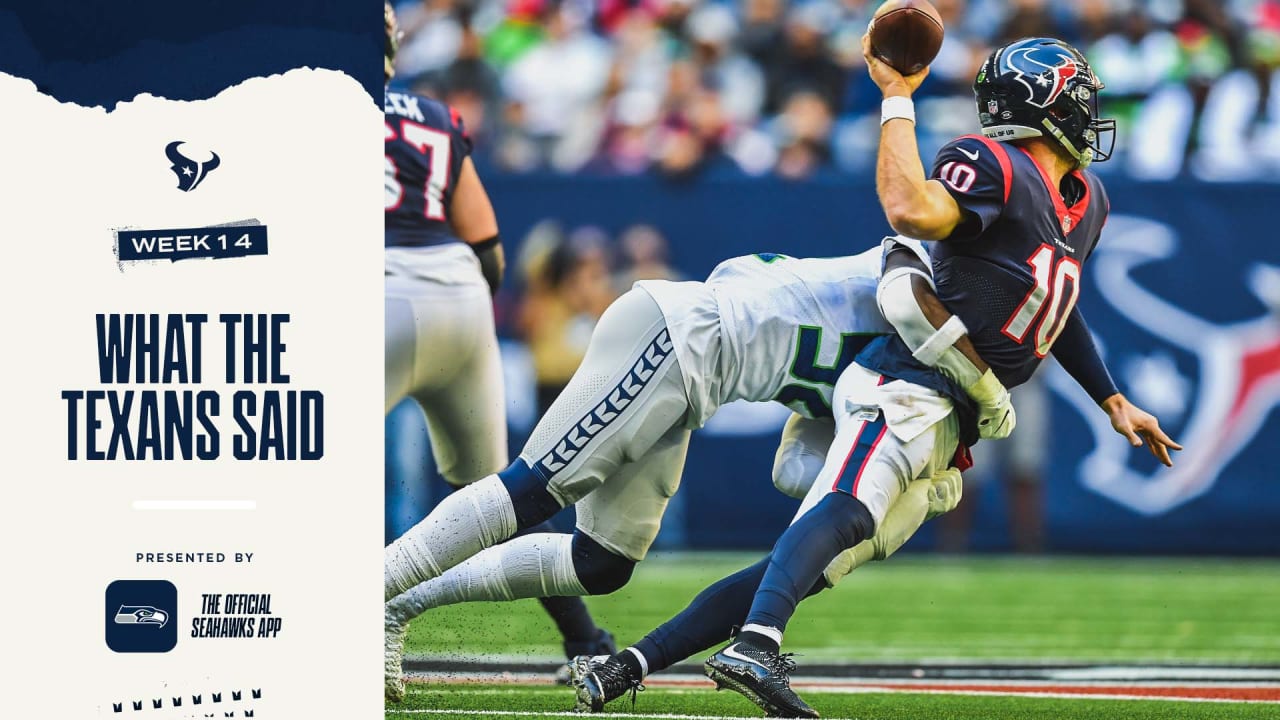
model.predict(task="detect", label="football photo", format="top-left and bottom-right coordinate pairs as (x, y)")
top-left (382, 0), bottom-right (1280, 717)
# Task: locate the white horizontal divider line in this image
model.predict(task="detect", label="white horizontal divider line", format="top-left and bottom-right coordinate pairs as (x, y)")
top-left (132, 499), bottom-right (257, 511)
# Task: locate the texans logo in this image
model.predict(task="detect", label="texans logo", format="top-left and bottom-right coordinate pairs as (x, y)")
top-left (1047, 215), bottom-right (1280, 515)
top-left (114, 604), bottom-right (170, 628)
top-left (1002, 46), bottom-right (1083, 109)
top-left (165, 140), bottom-right (220, 192)
top-left (1042, 58), bottom-right (1078, 106)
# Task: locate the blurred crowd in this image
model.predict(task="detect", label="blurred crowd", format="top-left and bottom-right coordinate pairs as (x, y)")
top-left (503, 221), bottom-right (681, 411)
top-left (390, 0), bottom-right (1280, 180)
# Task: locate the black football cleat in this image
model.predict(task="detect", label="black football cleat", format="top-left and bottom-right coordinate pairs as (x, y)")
top-left (568, 655), bottom-right (644, 713)
top-left (704, 640), bottom-right (819, 718)
top-left (556, 628), bottom-right (618, 685)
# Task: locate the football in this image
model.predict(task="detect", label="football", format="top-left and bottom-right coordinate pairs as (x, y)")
top-left (868, 0), bottom-right (945, 76)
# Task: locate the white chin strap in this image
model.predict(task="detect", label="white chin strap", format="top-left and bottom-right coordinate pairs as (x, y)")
top-left (1040, 118), bottom-right (1091, 168)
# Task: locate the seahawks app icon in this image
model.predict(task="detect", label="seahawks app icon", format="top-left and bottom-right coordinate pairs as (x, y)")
top-left (106, 580), bottom-right (177, 653)
top-left (114, 605), bottom-right (169, 628)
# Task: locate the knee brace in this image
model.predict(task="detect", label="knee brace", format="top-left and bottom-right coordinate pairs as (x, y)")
top-left (571, 532), bottom-right (636, 595)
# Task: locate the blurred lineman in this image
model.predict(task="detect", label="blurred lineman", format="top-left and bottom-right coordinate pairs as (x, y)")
top-left (666, 37), bottom-right (1183, 718)
top-left (381, 3), bottom-right (612, 703)
top-left (382, 234), bottom-right (1006, 691)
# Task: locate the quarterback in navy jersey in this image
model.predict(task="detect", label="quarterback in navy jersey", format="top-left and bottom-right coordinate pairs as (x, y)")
top-left (563, 38), bottom-right (1182, 719)
top-left (857, 44), bottom-right (1115, 425)
top-left (381, 3), bottom-right (614, 704)
top-left (695, 36), bottom-right (1183, 717)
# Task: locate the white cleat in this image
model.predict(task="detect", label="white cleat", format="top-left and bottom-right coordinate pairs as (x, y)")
top-left (385, 606), bottom-right (408, 704)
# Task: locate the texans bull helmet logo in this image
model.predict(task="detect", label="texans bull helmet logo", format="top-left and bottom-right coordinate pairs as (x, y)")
top-left (165, 140), bottom-right (220, 192)
top-left (1001, 44), bottom-right (1090, 109)
top-left (114, 604), bottom-right (170, 628)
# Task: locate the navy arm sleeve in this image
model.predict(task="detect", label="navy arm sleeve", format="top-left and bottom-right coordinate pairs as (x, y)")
top-left (930, 137), bottom-right (1008, 242)
top-left (1052, 307), bottom-right (1119, 405)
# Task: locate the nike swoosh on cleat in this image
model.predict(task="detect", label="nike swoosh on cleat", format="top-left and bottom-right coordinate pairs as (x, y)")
top-left (720, 644), bottom-right (769, 670)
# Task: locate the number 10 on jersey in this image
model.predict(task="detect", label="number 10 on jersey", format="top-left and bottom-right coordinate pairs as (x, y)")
top-left (1001, 243), bottom-right (1081, 357)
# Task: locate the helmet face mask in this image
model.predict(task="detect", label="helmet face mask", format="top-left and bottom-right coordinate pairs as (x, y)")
top-left (975, 37), bottom-right (1114, 168)
top-left (1076, 84), bottom-right (1116, 164)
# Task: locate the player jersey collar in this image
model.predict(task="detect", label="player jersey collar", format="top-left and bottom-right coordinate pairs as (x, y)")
top-left (1016, 146), bottom-right (1091, 236)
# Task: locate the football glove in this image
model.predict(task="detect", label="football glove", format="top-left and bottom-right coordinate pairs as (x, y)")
top-left (965, 369), bottom-right (1016, 440)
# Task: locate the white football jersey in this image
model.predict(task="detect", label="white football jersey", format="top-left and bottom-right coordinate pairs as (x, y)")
top-left (637, 240), bottom-right (928, 425)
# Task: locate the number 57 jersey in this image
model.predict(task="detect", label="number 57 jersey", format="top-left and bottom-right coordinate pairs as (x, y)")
top-left (384, 90), bottom-right (470, 248)
top-left (928, 134), bottom-right (1110, 389)
top-left (636, 242), bottom-right (929, 427)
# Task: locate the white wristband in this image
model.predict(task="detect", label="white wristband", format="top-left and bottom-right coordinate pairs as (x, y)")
top-left (881, 96), bottom-right (915, 126)
top-left (911, 315), bottom-right (968, 366)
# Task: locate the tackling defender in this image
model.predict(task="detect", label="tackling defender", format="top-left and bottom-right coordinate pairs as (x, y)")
top-left (570, 37), bottom-right (1181, 718)
top-left (381, 232), bottom-right (1018, 692)
top-left (381, 4), bottom-right (612, 702)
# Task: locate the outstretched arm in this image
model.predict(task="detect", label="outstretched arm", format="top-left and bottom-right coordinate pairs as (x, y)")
top-left (1052, 309), bottom-right (1182, 466)
top-left (864, 35), bottom-right (964, 241)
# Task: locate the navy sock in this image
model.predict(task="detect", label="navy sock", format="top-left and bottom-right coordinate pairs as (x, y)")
top-left (736, 629), bottom-right (780, 654)
top-left (614, 649), bottom-right (644, 679)
top-left (744, 492), bottom-right (874, 635)
top-left (498, 459), bottom-right (564, 530)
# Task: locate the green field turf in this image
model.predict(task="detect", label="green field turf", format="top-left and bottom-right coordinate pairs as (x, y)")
top-left (387, 685), bottom-right (1280, 720)
top-left (393, 553), bottom-right (1280, 719)
top-left (404, 553), bottom-right (1280, 664)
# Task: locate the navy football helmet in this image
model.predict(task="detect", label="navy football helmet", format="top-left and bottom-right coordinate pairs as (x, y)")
top-left (974, 37), bottom-right (1115, 168)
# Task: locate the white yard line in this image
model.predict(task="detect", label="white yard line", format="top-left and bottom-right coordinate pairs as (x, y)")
top-left (404, 671), bottom-right (1280, 686)
top-left (405, 670), bottom-right (1280, 687)
top-left (388, 685), bottom-right (1278, 720)
top-left (401, 677), bottom-right (1280, 705)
